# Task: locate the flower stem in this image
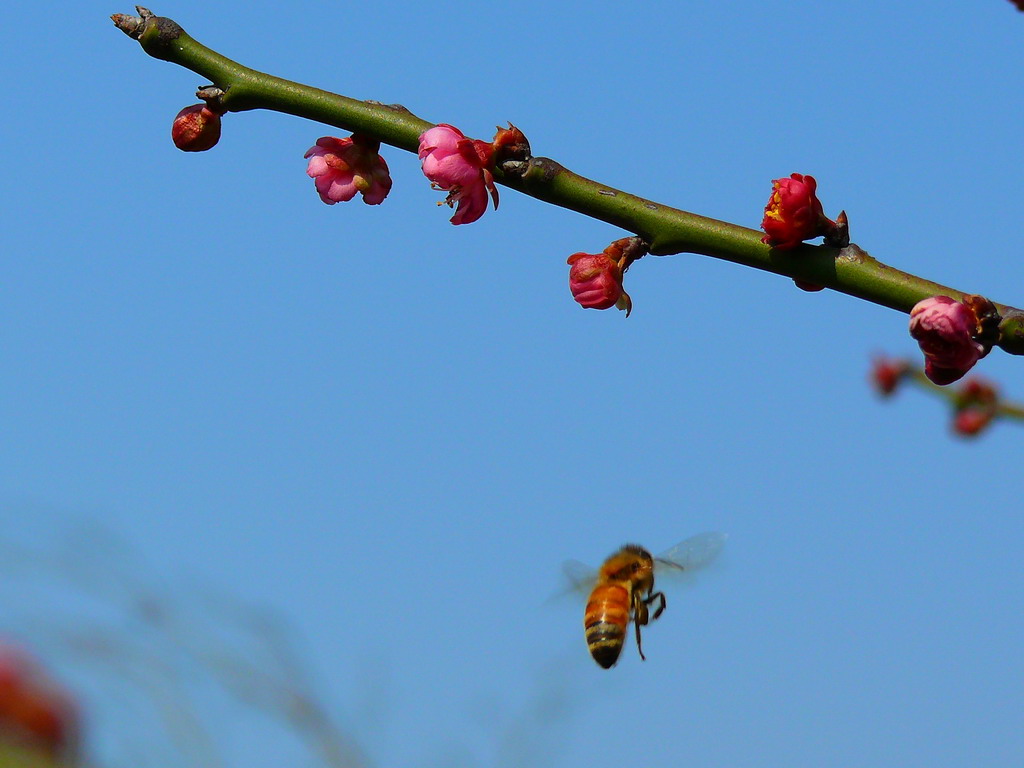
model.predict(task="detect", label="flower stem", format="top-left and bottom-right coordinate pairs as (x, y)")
top-left (112, 8), bottom-right (1024, 356)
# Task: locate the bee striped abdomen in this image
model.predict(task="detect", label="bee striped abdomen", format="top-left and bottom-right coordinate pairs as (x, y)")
top-left (584, 582), bottom-right (631, 669)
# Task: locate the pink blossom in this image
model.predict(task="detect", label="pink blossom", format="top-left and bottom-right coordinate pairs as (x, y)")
top-left (908, 296), bottom-right (984, 385)
top-left (418, 124), bottom-right (498, 225)
top-left (304, 135), bottom-right (392, 205)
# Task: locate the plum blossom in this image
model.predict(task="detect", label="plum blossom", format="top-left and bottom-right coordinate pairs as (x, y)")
top-left (761, 173), bottom-right (835, 250)
top-left (908, 296), bottom-right (984, 385)
top-left (304, 134), bottom-right (392, 205)
top-left (568, 252), bottom-right (625, 311)
top-left (418, 124), bottom-right (497, 225)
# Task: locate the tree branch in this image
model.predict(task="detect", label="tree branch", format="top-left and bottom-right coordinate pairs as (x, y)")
top-left (111, 7), bottom-right (1024, 356)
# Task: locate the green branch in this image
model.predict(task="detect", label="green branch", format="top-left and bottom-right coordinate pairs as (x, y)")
top-left (111, 7), bottom-right (1024, 357)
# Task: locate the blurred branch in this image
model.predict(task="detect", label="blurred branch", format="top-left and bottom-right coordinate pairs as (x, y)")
top-left (54, 627), bottom-right (225, 768)
top-left (2, 523), bottom-right (586, 768)
top-left (0, 739), bottom-right (62, 768)
top-left (1, 526), bottom-right (369, 768)
top-left (870, 356), bottom-right (1022, 437)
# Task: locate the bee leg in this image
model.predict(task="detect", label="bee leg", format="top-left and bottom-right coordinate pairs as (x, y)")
top-left (646, 591), bottom-right (667, 621)
top-left (633, 594), bottom-right (650, 661)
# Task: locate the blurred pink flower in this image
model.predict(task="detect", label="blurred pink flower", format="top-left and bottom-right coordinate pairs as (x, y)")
top-left (0, 642), bottom-right (78, 760)
top-left (418, 124), bottom-right (497, 225)
top-left (304, 134), bottom-right (392, 205)
top-left (950, 377), bottom-right (999, 437)
top-left (908, 296), bottom-right (984, 385)
top-left (870, 356), bottom-right (908, 396)
top-left (953, 408), bottom-right (994, 437)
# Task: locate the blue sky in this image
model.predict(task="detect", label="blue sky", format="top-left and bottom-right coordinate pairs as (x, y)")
top-left (2, 1), bottom-right (1023, 766)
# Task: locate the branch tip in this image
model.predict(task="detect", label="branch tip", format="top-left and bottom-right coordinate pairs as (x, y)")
top-left (111, 8), bottom-right (156, 39)
top-left (823, 210), bottom-right (850, 249)
top-left (110, 12), bottom-right (143, 38)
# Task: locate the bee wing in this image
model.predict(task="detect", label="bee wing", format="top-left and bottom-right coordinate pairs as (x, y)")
top-left (562, 559), bottom-right (599, 593)
top-left (654, 531), bottom-right (727, 580)
top-left (545, 559), bottom-right (599, 605)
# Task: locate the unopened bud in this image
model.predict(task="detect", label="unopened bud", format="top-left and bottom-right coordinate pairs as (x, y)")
top-left (909, 296), bottom-right (985, 385)
top-left (491, 122), bottom-right (531, 169)
top-left (870, 357), bottom-right (909, 396)
top-left (171, 104), bottom-right (222, 152)
top-left (567, 252), bottom-right (624, 311)
top-left (952, 408), bottom-right (995, 438)
top-left (566, 237), bottom-right (644, 317)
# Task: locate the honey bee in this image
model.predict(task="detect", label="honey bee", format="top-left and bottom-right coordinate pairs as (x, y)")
top-left (568, 532), bottom-right (726, 669)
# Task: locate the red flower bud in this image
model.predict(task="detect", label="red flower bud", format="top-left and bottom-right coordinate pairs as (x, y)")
top-left (761, 173), bottom-right (834, 250)
top-left (567, 252), bottom-right (624, 311)
top-left (952, 408), bottom-right (995, 437)
top-left (171, 104), bottom-right (222, 152)
top-left (909, 296), bottom-right (985, 385)
top-left (566, 238), bottom-right (644, 316)
top-left (870, 357), bottom-right (909, 396)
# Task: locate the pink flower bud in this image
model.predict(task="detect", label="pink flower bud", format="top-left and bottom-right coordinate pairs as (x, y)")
top-left (0, 643), bottom-right (78, 760)
top-left (908, 296), bottom-right (984, 385)
top-left (304, 134), bottom-right (392, 205)
top-left (566, 238), bottom-right (644, 316)
top-left (567, 252), bottom-right (624, 311)
top-left (761, 173), bottom-right (833, 250)
top-left (171, 104), bottom-right (222, 152)
top-left (418, 124), bottom-right (498, 225)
